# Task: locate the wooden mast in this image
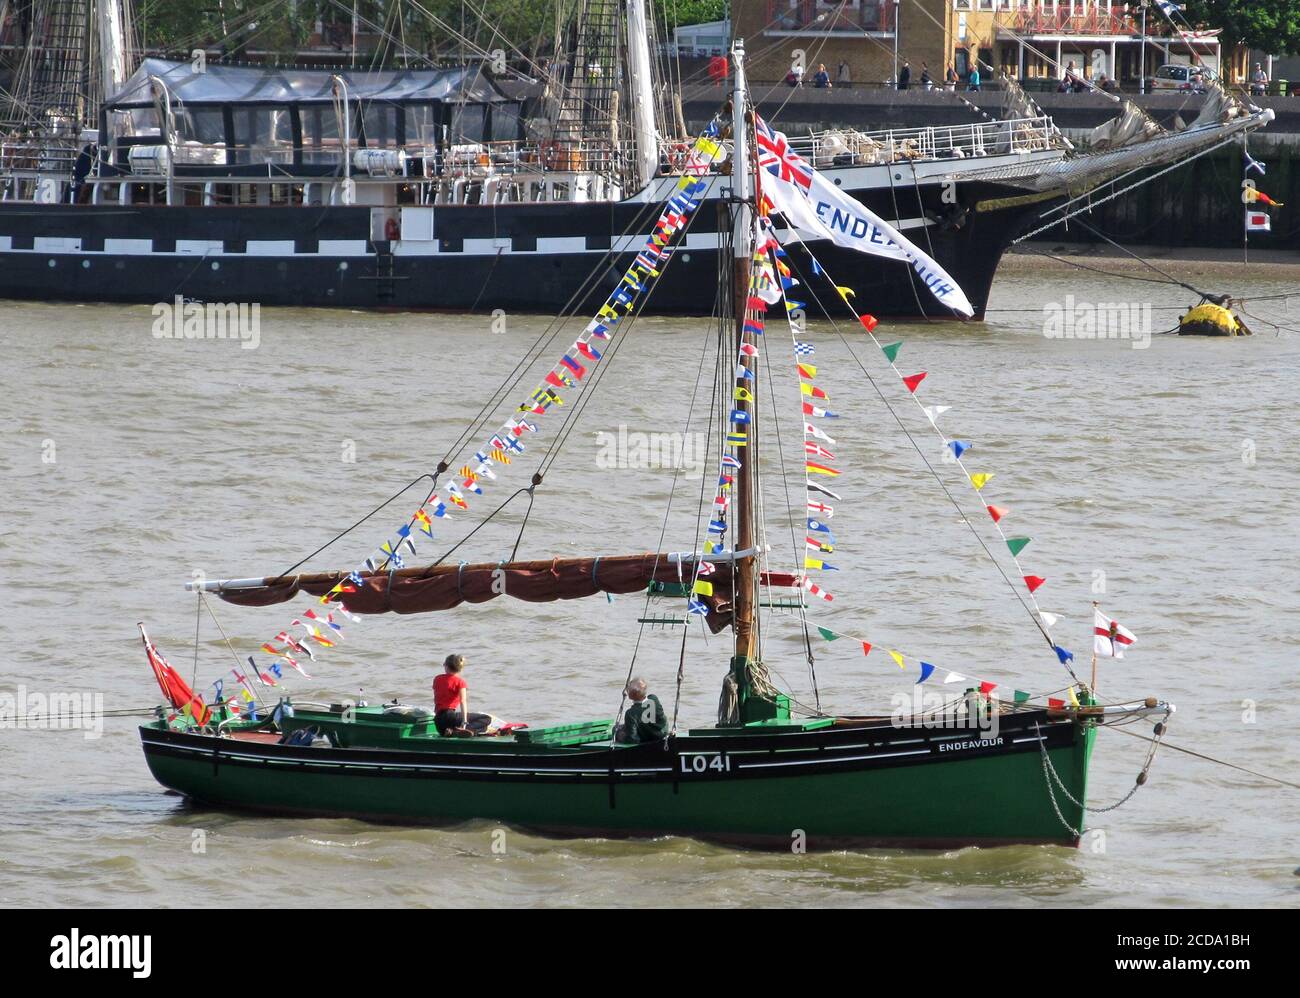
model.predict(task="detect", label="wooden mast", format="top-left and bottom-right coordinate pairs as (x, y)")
top-left (729, 39), bottom-right (761, 715)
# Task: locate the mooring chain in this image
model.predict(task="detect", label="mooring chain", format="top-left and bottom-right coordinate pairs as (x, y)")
top-left (1039, 746), bottom-right (1084, 839)
top-left (1035, 715), bottom-right (1169, 836)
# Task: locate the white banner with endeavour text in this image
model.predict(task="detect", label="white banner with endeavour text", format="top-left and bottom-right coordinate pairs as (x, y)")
top-left (755, 117), bottom-right (975, 317)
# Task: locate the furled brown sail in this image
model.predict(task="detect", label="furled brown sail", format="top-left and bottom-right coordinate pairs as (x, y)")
top-left (212, 554), bottom-right (799, 634)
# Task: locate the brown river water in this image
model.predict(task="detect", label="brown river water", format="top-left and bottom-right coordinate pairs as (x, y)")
top-left (1, 255), bottom-right (1297, 908)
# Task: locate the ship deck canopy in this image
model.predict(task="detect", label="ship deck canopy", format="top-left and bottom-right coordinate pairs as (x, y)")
top-left (101, 59), bottom-right (521, 170)
top-left (106, 58), bottom-right (509, 110)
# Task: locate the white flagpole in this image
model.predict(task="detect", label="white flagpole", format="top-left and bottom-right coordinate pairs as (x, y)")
top-left (1091, 600), bottom-right (1100, 693)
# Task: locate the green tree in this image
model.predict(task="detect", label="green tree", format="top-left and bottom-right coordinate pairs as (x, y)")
top-left (133, 0), bottom-right (727, 64)
top-left (1179, 1), bottom-right (1300, 55)
top-left (657, 0), bottom-right (728, 29)
top-left (136, 0), bottom-right (330, 58)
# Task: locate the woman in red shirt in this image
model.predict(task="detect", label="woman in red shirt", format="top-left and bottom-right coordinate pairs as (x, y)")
top-left (433, 654), bottom-right (488, 736)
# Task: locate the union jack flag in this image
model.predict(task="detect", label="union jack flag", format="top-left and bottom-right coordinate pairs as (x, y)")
top-left (755, 116), bottom-right (813, 192)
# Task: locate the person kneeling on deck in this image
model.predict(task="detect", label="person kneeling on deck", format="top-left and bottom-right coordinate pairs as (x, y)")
top-left (433, 654), bottom-right (494, 736)
top-left (614, 678), bottom-right (669, 744)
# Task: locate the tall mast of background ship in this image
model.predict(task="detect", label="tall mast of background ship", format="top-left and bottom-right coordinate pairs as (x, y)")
top-left (97, 0), bottom-right (129, 100)
top-left (2, 0), bottom-right (124, 134)
top-left (624, 0), bottom-right (660, 191)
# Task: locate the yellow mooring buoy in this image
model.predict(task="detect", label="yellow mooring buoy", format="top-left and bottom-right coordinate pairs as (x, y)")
top-left (1178, 299), bottom-right (1252, 336)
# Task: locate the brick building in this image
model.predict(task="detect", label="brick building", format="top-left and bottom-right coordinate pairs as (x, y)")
top-left (733, 1), bottom-right (1241, 89)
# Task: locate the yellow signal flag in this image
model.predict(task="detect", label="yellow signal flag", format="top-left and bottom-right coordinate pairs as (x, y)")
top-left (490, 449), bottom-right (511, 464)
top-left (693, 580), bottom-right (714, 597)
top-left (1067, 686), bottom-right (1081, 707)
top-left (734, 386), bottom-right (754, 402)
top-left (241, 689), bottom-right (254, 703)
top-left (969, 473), bottom-right (994, 491)
top-left (888, 650), bottom-right (905, 669)
top-left (836, 285), bottom-right (855, 302)
top-left (804, 556), bottom-right (824, 570)
top-left (797, 362), bottom-right (817, 379)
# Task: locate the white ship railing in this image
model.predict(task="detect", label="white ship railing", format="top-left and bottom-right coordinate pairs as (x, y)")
top-left (781, 115), bottom-right (1060, 167)
top-left (0, 140), bottom-right (79, 201)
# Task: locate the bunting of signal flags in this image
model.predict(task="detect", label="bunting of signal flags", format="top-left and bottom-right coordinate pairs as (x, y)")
top-left (689, 222), bottom-right (774, 612)
top-left (754, 202), bottom-right (846, 589)
top-left (804, 620), bottom-right (1066, 704)
top-left (233, 120), bottom-right (728, 689)
top-left (766, 228), bottom-right (1076, 677)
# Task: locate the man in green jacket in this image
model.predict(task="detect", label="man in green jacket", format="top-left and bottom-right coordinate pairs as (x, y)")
top-left (616, 677), bottom-right (669, 744)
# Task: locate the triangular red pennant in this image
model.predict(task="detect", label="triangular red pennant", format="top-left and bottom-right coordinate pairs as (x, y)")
top-left (987, 504), bottom-right (1009, 523)
top-left (1048, 697), bottom-right (1065, 709)
top-left (979, 681), bottom-right (997, 695)
top-left (861, 641), bottom-right (872, 656)
top-left (902, 372), bottom-right (927, 393)
top-left (1023, 575), bottom-right (1046, 594)
top-left (859, 313), bottom-right (878, 332)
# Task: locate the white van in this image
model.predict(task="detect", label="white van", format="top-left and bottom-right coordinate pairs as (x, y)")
top-left (1151, 63), bottom-right (1217, 92)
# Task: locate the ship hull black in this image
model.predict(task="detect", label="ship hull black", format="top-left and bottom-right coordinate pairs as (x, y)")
top-left (0, 178), bottom-right (1052, 319)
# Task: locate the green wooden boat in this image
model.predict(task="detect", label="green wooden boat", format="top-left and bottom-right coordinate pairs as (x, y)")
top-left (140, 702), bottom-right (1108, 849)
top-left (138, 43), bottom-right (1172, 850)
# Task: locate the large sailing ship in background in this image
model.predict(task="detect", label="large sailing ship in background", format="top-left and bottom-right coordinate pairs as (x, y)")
top-left (0, 0), bottom-right (1274, 318)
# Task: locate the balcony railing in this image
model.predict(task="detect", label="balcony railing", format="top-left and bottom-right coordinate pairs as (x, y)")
top-left (998, 10), bottom-right (1139, 36)
top-left (765, 1), bottom-right (892, 33)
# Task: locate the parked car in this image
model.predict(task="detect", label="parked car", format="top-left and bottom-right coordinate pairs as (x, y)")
top-left (1150, 63), bottom-right (1218, 92)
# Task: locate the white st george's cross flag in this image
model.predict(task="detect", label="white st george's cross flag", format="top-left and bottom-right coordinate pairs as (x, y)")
top-left (1094, 608), bottom-right (1137, 659)
top-left (753, 115), bottom-right (975, 317)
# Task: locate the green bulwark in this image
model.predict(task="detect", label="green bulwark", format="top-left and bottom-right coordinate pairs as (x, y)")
top-left (285, 705), bottom-right (437, 748)
top-left (512, 720), bottom-right (614, 746)
top-left (281, 706), bottom-right (616, 751)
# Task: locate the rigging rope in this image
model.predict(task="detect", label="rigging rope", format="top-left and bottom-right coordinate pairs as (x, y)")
top-left (1105, 725), bottom-right (1300, 791)
top-left (1012, 131), bottom-right (1246, 248)
top-left (199, 592), bottom-right (274, 707)
top-left (761, 273), bottom-right (820, 711)
top-left (776, 243), bottom-right (1078, 681)
top-left (612, 244), bottom-right (726, 740)
top-left (265, 161), bottom-right (725, 582)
